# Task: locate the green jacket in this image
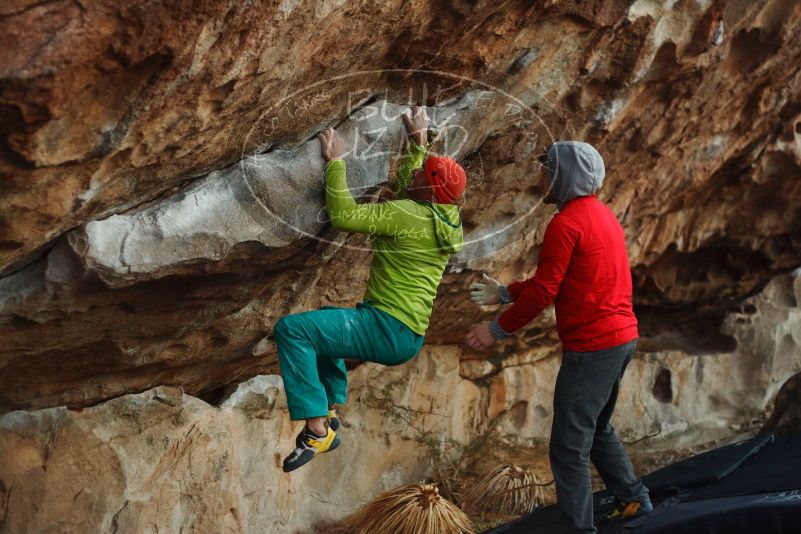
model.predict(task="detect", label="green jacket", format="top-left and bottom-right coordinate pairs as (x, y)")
top-left (325, 140), bottom-right (463, 335)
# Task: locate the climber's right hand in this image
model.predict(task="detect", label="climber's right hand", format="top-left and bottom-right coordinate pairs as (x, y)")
top-left (469, 273), bottom-right (503, 306)
top-left (319, 127), bottom-right (345, 161)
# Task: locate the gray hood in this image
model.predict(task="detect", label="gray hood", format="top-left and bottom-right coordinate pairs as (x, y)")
top-left (545, 141), bottom-right (605, 210)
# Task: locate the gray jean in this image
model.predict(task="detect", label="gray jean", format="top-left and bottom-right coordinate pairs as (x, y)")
top-left (549, 339), bottom-right (649, 533)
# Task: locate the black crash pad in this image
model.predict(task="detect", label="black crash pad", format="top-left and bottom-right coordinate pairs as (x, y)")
top-left (486, 433), bottom-right (801, 534)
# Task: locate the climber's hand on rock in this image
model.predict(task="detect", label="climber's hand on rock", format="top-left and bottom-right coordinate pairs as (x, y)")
top-left (470, 273), bottom-right (503, 306)
top-left (463, 321), bottom-right (496, 351)
top-left (402, 106), bottom-right (429, 146)
top-left (319, 127), bottom-right (345, 161)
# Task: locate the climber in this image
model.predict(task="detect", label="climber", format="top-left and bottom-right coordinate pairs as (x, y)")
top-left (274, 106), bottom-right (466, 472)
top-left (463, 141), bottom-right (653, 533)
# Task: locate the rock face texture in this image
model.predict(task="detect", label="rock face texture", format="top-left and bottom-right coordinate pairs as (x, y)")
top-left (2, 0), bottom-right (800, 412)
top-left (1, 0), bottom-right (801, 531)
top-left (2, 272), bottom-right (799, 532)
top-left (63, 92), bottom-right (509, 287)
top-left (0, 353), bottom-right (483, 533)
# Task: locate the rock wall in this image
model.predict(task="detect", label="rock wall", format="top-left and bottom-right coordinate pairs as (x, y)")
top-left (2, 0), bottom-right (801, 531)
top-left (0, 354), bottom-right (481, 533)
top-left (2, 271), bottom-right (798, 532)
top-left (2, 0), bottom-right (800, 413)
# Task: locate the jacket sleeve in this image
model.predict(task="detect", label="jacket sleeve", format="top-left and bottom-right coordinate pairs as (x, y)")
top-left (496, 216), bottom-right (579, 333)
top-left (393, 139), bottom-right (429, 200)
top-left (325, 159), bottom-right (430, 237)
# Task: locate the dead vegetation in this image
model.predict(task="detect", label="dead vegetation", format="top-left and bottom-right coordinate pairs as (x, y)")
top-left (462, 464), bottom-right (546, 516)
top-left (342, 483), bottom-right (475, 534)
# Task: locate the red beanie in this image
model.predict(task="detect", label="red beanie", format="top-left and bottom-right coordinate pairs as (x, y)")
top-left (424, 156), bottom-right (467, 204)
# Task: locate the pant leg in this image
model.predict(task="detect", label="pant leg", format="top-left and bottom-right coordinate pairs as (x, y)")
top-left (549, 340), bottom-right (639, 533)
top-left (274, 308), bottom-right (349, 420)
top-left (318, 356), bottom-right (348, 406)
top-left (590, 341), bottom-right (649, 503)
top-left (274, 304), bottom-right (422, 421)
top-left (550, 351), bottom-right (599, 534)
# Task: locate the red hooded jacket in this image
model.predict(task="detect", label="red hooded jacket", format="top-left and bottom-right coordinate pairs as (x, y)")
top-left (497, 195), bottom-right (638, 352)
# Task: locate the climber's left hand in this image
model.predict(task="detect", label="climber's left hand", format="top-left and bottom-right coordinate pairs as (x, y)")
top-left (463, 321), bottom-right (496, 351)
top-left (402, 106), bottom-right (429, 146)
top-left (319, 127), bottom-right (345, 161)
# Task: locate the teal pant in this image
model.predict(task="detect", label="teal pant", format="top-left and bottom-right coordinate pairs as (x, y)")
top-left (274, 301), bottom-right (424, 420)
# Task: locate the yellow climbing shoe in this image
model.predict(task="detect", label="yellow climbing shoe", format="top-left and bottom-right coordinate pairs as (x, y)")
top-left (282, 424), bottom-right (339, 472)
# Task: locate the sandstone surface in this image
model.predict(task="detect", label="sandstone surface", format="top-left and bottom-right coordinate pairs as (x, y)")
top-left (2, 271), bottom-right (798, 532)
top-left (2, 0), bottom-right (801, 531)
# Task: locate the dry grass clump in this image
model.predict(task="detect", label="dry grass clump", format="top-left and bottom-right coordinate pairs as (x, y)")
top-left (343, 483), bottom-right (475, 534)
top-left (462, 464), bottom-right (545, 516)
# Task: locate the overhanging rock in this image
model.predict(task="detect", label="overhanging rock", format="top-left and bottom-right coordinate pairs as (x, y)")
top-left (66, 91), bottom-right (515, 288)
